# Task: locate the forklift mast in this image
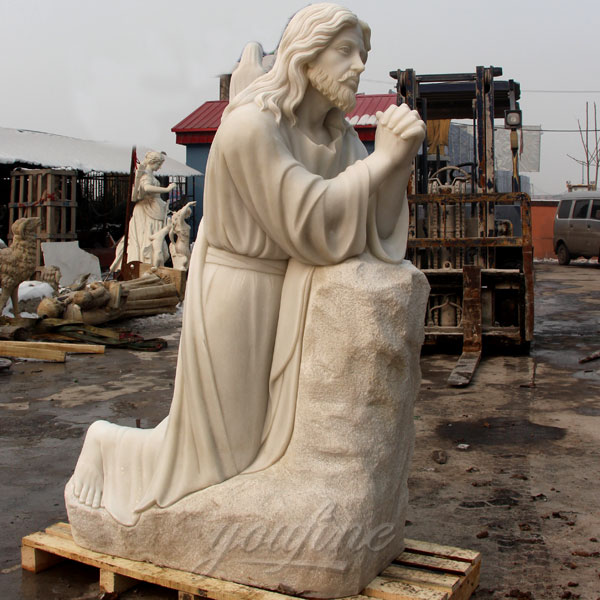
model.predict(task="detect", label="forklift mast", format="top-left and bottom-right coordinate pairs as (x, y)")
top-left (389, 67), bottom-right (534, 386)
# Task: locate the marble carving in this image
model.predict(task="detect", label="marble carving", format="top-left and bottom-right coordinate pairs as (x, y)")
top-left (0, 217), bottom-right (41, 317)
top-left (67, 3), bottom-right (428, 597)
top-left (110, 151), bottom-right (176, 271)
top-left (169, 201), bottom-right (195, 270)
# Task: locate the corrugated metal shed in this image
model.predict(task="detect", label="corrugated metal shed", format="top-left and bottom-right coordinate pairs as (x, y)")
top-left (172, 94), bottom-right (396, 145)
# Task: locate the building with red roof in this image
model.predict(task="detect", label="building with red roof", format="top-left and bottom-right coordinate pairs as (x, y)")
top-left (171, 95), bottom-right (396, 218)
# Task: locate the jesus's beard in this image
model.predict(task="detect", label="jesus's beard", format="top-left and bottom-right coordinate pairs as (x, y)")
top-left (306, 65), bottom-right (358, 113)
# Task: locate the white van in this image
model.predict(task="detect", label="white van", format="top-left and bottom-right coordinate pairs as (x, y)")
top-left (553, 192), bottom-right (600, 264)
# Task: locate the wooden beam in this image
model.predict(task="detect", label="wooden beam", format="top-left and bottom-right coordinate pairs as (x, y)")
top-left (21, 545), bottom-right (64, 573)
top-left (0, 341), bottom-right (104, 354)
top-left (0, 344), bottom-right (65, 362)
top-left (100, 569), bottom-right (138, 594)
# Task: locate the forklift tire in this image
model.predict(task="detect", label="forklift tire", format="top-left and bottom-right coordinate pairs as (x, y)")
top-left (557, 243), bottom-right (571, 265)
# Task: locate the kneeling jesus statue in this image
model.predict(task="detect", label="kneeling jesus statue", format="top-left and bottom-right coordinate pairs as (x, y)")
top-left (67, 3), bottom-right (427, 596)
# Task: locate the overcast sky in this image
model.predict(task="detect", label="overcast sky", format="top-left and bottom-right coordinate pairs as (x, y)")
top-left (2, 0), bottom-right (599, 195)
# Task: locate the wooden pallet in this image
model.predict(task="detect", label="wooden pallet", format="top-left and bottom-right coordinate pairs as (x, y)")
top-left (22, 523), bottom-right (480, 600)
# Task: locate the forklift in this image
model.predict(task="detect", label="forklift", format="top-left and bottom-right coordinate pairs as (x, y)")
top-left (391, 66), bottom-right (534, 386)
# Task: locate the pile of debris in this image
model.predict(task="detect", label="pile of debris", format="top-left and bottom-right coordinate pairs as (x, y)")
top-left (37, 266), bottom-right (184, 326)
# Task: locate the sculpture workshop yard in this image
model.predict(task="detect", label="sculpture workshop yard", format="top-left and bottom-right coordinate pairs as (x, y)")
top-left (0, 260), bottom-right (599, 599)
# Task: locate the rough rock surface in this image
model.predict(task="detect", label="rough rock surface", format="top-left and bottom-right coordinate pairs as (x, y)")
top-left (66, 255), bottom-right (429, 598)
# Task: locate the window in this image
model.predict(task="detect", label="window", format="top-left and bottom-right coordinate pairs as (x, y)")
top-left (557, 200), bottom-right (572, 218)
top-left (573, 199), bottom-right (590, 219)
top-left (591, 199), bottom-right (600, 220)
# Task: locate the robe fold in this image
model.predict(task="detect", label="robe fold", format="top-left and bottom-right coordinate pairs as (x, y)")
top-left (91, 102), bottom-right (409, 526)
top-left (110, 171), bottom-right (168, 271)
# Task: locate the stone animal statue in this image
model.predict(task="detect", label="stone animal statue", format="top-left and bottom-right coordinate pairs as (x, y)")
top-left (0, 217), bottom-right (41, 316)
top-left (169, 202), bottom-right (195, 270)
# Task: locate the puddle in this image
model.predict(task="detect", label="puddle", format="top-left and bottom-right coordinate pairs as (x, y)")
top-left (436, 417), bottom-right (566, 446)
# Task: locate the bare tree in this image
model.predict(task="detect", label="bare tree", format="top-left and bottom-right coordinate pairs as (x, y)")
top-left (567, 102), bottom-right (599, 190)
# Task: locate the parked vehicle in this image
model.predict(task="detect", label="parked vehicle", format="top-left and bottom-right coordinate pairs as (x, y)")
top-left (553, 192), bottom-right (600, 264)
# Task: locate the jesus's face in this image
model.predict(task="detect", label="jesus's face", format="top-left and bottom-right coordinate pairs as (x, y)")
top-left (306, 23), bottom-right (367, 113)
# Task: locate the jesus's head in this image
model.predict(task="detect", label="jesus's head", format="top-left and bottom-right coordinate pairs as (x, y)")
top-left (224, 3), bottom-right (371, 124)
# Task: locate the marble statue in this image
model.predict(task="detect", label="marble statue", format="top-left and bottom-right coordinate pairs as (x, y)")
top-left (169, 201), bottom-right (195, 270)
top-left (0, 217), bottom-right (41, 317)
top-left (67, 4), bottom-right (428, 596)
top-left (110, 151), bottom-right (175, 271)
top-left (229, 42), bottom-right (267, 100)
top-left (148, 218), bottom-right (172, 268)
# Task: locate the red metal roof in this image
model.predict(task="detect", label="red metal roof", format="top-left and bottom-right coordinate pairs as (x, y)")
top-left (172, 100), bottom-right (227, 133)
top-left (346, 94), bottom-right (396, 123)
top-left (172, 94), bottom-right (397, 145)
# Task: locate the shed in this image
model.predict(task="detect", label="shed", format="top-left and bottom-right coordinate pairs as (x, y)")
top-left (0, 128), bottom-right (202, 264)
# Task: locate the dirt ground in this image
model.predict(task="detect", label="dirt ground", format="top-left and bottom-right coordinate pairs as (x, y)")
top-left (1, 261), bottom-right (599, 600)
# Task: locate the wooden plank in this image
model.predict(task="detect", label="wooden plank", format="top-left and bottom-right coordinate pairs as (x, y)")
top-left (364, 576), bottom-right (448, 600)
top-left (23, 525), bottom-right (479, 600)
top-left (71, 175), bottom-right (77, 233)
top-left (396, 552), bottom-right (472, 576)
top-left (451, 560), bottom-right (480, 600)
top-left (382, 565), bottom-right (460, 593)
top-left (21, 531), bottom-right (298, 600)
top-left (404, 540), bottom-right (481, 564)
top-left (60, 175), bottom-right (67, 235)
top-left (45, 522), bottom-right (73, 540)
top-left (0, 344), bottom-right (65, 362)
top-left (0, 341), bottom-right (104, 354)
top-left (447, 351), bottom-right (481, 387)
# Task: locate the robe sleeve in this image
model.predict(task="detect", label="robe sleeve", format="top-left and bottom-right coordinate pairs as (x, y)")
top-left (366, 188), bottom-right (409, 264)
top-left (347, 130), bottom-right (409, 265)
top-left (213, 105), bottom-right (371, 266)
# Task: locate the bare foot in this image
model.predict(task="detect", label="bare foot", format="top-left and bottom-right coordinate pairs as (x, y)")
top-left (72, 420), bottom-right (110, 508)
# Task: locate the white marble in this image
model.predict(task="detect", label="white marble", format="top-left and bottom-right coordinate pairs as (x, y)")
top-left (41, 241), bottom-right (101, 287)
top-left (67, 256), bottom-right (429, 597)
top-left (169, 202), bottom-right (195, 270)
top-left (67, 3), bottom-right (426, 597)
top-left (230, 42), bottom-right (268, 100)
top-left (110, 151), bottom-right (176, 271)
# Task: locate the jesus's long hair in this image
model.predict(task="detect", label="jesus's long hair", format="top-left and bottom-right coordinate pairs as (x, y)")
top-left (223, 3), bottom-right (370, 126)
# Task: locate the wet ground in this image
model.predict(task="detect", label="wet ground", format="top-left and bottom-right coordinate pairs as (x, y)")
top-left (1, 262), bottom-right (599, 599)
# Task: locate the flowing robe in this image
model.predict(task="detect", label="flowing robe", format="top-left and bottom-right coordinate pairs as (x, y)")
top-left (110, 171), bottom-right (168, 271)
top-left (90, 102), bottom-right (409, 526)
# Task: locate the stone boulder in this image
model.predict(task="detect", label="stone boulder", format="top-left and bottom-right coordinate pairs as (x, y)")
top-left (66, 255), bottom-right (429, 598)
